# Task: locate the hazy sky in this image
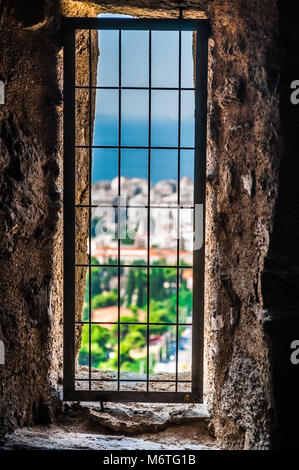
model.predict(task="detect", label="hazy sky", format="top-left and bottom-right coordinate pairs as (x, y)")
top-left (92, 14), bottom-right (195, 183)
top-left (96, 14), bottom-right (194, 118)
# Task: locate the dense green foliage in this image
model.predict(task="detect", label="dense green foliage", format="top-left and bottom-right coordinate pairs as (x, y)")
top-left (79, 258), bottom-right (192, 373)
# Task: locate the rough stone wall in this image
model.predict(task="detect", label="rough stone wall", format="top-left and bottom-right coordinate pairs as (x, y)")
top-left (0, 0), bottom-right (285, 450)
top-left (203, 0), bottom-right (280, 449)
top-left (0, 0), bottom-right (63, 434)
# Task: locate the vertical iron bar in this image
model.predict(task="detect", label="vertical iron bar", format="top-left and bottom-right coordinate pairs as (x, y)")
top-left (88, 29), bottom-right (92, 391)
top-left (146, 30), bottom-right (152, 391)
top-left (192, 25), bottom-right (208, 400)
top-left (175, 29), bottom-right (182, 392)
top-left (117, 29), bottom-right (122, 390)
top-left (63, 26), bottom-right (76, 399)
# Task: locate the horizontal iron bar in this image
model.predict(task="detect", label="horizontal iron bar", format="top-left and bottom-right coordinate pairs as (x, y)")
top-left (75, 378), bottom-right (192, 383)
top-left (75, 321), bottom-right (192, 326)
top-left (64, 390), bottom-right (203, 403)
top-left (76, 204), bottom-right (194, 209)
top-left (75, 264), bottom-right (193, 269)
top-left (63, 17), bottom-right (209, 32)
top-left (75, 145), bottom-right (196, 150)
top-left (76, 85), bottom-right (195, 91)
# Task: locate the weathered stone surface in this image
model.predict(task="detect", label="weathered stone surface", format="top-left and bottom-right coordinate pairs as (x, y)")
top-left (0, 0), bottom-right (63, 436)
top-left (2, 401), bottom-right (216, 450)
top-left (201, 0), bottom-right (280, 450)
top-left (86, 403), bottom-right (209, 434)
top-left (75, 367), bottom-right (192, 389)
top-left (2, 426), bottom-right (217, 450)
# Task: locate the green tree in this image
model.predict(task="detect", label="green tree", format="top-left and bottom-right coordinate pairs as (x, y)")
top-left (84, 257), bottom-right (101, 304)
top-left (150, 268), bottom-right (166, 300)
top-left (136, 269), bottom-right (147, 308)
top-left (91, 290), bottom-right (118, 310)
top-left (126, 268), bottom-right (136, 305)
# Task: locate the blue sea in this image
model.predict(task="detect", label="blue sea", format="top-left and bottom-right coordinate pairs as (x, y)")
top-left (92, 118), bottom-right (195, 184)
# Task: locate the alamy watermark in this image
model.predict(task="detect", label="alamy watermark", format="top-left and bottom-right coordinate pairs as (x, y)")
top-left (290, 340), bottom-right (299, 365)
top-left (0, 340), bottom-right (4, 365)
top-left (0, 80), bottom-right (4, 105)
top-left (92, 197), bottom-right (204, 250)
top-left (290, 80), bottom-right (299, 105)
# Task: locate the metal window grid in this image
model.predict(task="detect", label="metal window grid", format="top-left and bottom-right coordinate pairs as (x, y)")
top-left (63, 17), bottom-right (209, 403)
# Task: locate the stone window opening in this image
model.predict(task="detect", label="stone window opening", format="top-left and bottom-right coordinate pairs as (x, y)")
top-left (66, 12), bottom-right (209, 407)
top-left (57, 8), bottom-right (215, 449)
